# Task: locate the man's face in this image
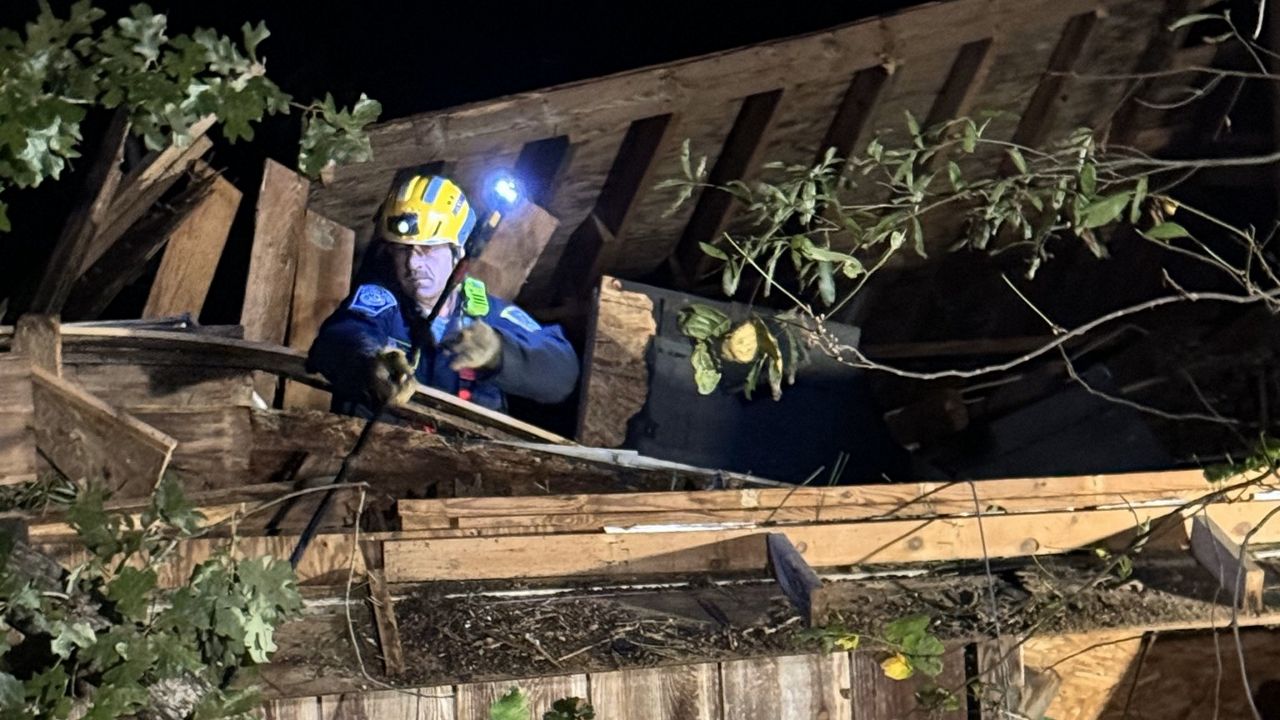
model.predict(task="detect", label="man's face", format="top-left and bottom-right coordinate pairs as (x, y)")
top-left (389, 243), bottom-right (457, 315)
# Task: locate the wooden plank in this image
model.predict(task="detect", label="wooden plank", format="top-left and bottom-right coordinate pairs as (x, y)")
top-left (396, 469), bottom-right (1231, 527)
top-left (31, 365), bottom-right (177, 497)
top-left (66, 167), bottom-right (216, 319)
top-left (319, 688), bottom-right (454, 720)
top-left (766, 533), bottom-right (827, 626)
top-left (383, 500), bottom-right (1280, 583)
top-left (143, 171), bottom-right (242, 319)
top-left (976, 637), bottom-right (1024, 714)
top-left (81, 119), bottom-right (218, 273)
top-left (14, 315), bottom-right (62, 375)
top-left (130, 407), bottom-right (251, 492)
top-left (1190, 514), bottom-right (1265, 614)
top-left (456, 675), bottom-right (589, 720)
top-left (671, 90), bottom-right (784, 287)
top-left (0, 355), bottom-right (36, 485)
top-left (720, 653), bottom-right (852, 720)
top-left (311, 0), bottom-right (1099, 230)
top-left (851, 646), bottom-right (967, 719)
top-left (551, 114), bottom-right (676, 300)
top-left (1004, 12), bottom-right (1099, 161)
top-left (29, 111), bottom-right (129, 314)
top-left (576, 277), bottom-right (655, 447)
top-left (64, 363), bottom-right (254, 410)
top-left (588, 663), bottom-right (721, 720)
top-left (242, 159), bottom-right (310, 401)
top-left (366, 569), bottom-right (405, 676)
top-left (284, 211), bottom-right (355, 410)
top-left (263, 697), bottom-right (321, 720)
top-left (468, 199), bottom-right (560, 301)
top-left (1021, 631), bottom-right (1143, 720)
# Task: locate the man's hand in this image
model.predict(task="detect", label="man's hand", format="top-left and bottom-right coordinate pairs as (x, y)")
top-left (367, 348), bottom-right (417, 407)
top-left (444, 321), bottom-right (503, 372)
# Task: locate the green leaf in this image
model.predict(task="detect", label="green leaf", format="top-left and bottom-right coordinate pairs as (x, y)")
top-left (0, 201), bottom-right (10, 233)
top-left (816, 261), bottom-right (835, 306)
top-left (106, 567), bottom-right (157, 621)
top-left (678, 304), bottom-right (731, 340)
top-left (698, 242), bottom-right (728, 261)
top-left (0, 672), bottom-right (21, 709)
top-left (912, 653), bottom-right (945, 678)
top-left (1141, 221), bottom-right (1191, 241)
top-left (1168, 12), bottom-right (1221, 30)
top-left (1079, 192), bottom-right (1132, 230)
top-left (910, 216), bottom-right (926, 259)
top-left (679, 139), bottom-right (692, 179)
top-left (946, 161), bottom-right (964, 191)
top-left (51, 621), bottom-right (97, 659)
top-left (691, 341), bottom-right (721, 395)
top-left (491, 688), bottom-right (530, 720)
top-left (1006, 147), bottom-right (1028, 174)
top-left (721, 259), bottom-right (742, 297)
top-left (241, 21), bottom-right (270, 63)
top-left (961, 120), bottom-right (977, 153)
top-left (884, 614), bottom-right (931, 645)
top-left (1130, 175), bottom-right (1148, 224)
top-left (904, 110), bottom-right (920, 139)
top-left (1079, 163), bottom-right (1096, 197)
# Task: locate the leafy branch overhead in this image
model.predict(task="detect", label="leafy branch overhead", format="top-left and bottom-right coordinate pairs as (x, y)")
top-left (665, 105), bottom-right (1257, 396)
top-left (0, 1), bottom-right (383, 231)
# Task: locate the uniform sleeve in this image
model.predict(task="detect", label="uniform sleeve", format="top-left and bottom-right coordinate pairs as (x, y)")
top-left (485, 300), bottom-right (580, 404)
top-left (307, 284), bottom-right (399, 399)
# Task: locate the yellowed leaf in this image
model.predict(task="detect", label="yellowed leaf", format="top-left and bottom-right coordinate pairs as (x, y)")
top-left (881, 653), bottom-right (914, 681)
top-left (720, 322), bottom-right (759, 363)
top-left (834, 635), bottom-right (860, 651)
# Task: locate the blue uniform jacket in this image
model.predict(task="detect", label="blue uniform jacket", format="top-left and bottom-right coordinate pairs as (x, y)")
top-left (307, 272), bottom-right (579, 412)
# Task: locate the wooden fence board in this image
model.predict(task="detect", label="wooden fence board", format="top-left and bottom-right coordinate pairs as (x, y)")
top-left (588, 663), bottom-right (721, 720)
top-left (456, 675), bottom-right (588, 720)
top-left (320, 688), bottom-right (454, 720)
top-left (851, 646), bottom-right (967, 719)
top-left (721, 653), bottom-right (852, 720)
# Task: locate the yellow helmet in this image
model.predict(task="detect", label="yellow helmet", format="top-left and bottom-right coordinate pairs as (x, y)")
top-left (379, 175), bottom-right (477, 252)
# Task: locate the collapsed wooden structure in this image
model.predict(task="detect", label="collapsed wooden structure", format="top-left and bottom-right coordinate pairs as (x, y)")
top-left (4, 318), bottom-right (1280, 717)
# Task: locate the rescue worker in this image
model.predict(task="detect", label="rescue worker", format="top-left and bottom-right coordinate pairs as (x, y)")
top-left (307, 174), bottom-right (579, 415)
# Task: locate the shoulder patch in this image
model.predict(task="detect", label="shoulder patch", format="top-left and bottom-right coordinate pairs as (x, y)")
top-left (499, 305), bottom-right (542, 332)
top-left (349, 284), bottom-right (398, 317)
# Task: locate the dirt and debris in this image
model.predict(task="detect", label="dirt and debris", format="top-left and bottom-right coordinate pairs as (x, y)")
top-left (313, 550), bottom-right (1272, 686)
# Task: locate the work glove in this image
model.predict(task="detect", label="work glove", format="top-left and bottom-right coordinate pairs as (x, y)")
top-left (367, 347), bottom-right (417, 407)
top-left (444, 320), bottom-right (503, 372)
